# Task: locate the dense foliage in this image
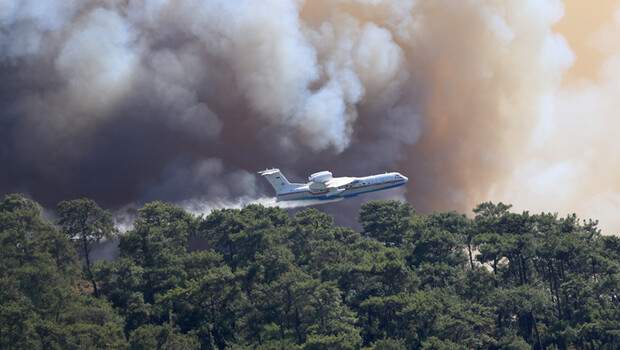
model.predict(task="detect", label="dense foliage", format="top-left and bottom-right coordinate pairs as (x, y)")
top-left (1, 193), bottom-right (619, 349)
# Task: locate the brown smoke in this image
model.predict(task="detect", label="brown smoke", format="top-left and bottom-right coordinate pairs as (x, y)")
top-left (492, 1), bottom-right (620, 234)
top-left (1, 0), bottom-right (618, 232)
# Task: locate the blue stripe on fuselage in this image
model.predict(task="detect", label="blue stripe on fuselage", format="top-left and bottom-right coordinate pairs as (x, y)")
top-left (277, 181), bottom-right (406, 201)
top-left (341, 182), bottom-right (406, 198)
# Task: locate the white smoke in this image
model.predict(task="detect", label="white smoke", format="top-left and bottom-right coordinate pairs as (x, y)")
top-left (2, 0), bottom-right (619, 233)
top-left (55, 8), bottom-right (138, 114)
top-left (0, 0), bottom-right (78, 57)
top-left (493, 6), bottom-right (620, 233)
top-left (111, 195), bottom-right (345, 233)
top-left (181, 196), bottom-right (345, 218)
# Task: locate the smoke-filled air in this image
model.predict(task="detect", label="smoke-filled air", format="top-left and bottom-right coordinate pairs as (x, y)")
top-left (1, 0), bottom-right (619, 232)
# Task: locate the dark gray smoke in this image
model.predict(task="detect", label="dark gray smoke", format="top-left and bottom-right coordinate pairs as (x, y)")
top-left (1, 0), bottom-right (578, 225)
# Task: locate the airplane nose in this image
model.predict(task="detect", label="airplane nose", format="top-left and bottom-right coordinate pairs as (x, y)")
top-left (401, 174), bottom-right (408, 182)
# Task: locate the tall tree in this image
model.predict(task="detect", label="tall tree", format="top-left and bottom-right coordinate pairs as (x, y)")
top-left (118, 201), bottom-right (196, 305)
top-left (57, 198), bottom-right (115, 296)
top-left (360, 201), bottom-right (412, 247)
top-left (1, 194), bottom-right (128, 349)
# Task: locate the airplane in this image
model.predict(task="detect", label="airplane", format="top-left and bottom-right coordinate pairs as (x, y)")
top-left (259, 168), bottom-right (408, 202)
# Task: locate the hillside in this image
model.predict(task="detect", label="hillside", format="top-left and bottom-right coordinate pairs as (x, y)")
top-left (1, 193), bottom-right (619, 349)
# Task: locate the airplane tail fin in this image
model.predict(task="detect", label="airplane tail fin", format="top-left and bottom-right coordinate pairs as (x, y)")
top-left (258, 169), bottom-right (300, 195)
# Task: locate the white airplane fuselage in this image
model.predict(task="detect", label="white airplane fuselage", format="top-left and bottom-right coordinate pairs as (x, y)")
top-left (259, 169), bottom-right (408, 202)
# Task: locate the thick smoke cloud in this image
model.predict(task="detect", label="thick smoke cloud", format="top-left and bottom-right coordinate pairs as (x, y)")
top-left (492, 8), bottom-right (620, 233)
top-left (1, 0), bottom-right (617, 231)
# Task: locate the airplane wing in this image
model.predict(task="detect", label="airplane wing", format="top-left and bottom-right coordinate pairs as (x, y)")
top-left (308, 175), bottom-right (356, 196)
top-left (325, 177), bottom-right (356, 189)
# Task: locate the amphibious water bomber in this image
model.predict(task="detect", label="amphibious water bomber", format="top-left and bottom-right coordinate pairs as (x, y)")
top-left (259, 168), bottom-right (408, 202)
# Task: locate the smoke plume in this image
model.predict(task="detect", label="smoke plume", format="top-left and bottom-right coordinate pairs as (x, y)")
top-left (1, 0), bottom-right (618, 232)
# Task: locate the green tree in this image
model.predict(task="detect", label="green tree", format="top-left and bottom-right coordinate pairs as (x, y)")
top-left (360, 201), bottom-right (412, 246)
top-left (118, 202), bottom-right (196, 304)
top-left (57, 198), bottom-right (116, 296)
top-left (128, 324), bottom-right (199, 350)
top-left (5, 195), bottom-right (620, 350)
top-left (0, 194), bottom-right (128, 349)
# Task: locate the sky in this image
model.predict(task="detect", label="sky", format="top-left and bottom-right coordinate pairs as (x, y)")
top-left (1, 0), bottom-right (619, 233)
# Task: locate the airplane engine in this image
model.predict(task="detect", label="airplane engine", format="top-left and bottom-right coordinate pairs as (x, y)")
top-left (308, 171), bottom-right (332, 183)
top-left (308, 171), bottom-right (332, 193)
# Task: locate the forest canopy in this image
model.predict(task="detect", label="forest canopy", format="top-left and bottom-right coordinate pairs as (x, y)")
top-left (1, 193), bottom-right (619, 349)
